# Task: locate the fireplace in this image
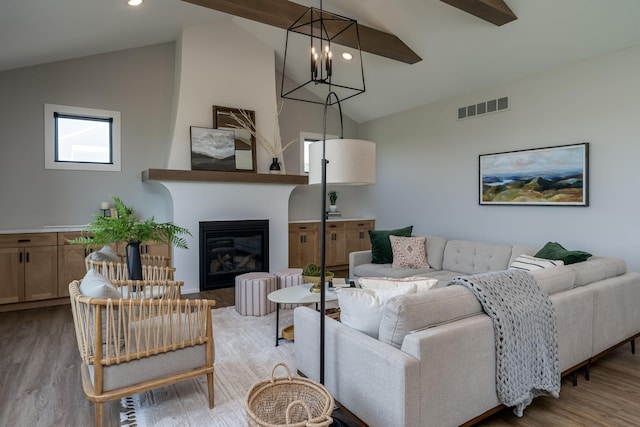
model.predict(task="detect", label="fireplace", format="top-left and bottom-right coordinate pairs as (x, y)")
top-left (199, 220), bottom-right (269, 291)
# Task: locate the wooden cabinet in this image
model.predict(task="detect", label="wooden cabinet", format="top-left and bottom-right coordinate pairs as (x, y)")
top-left (57, 232), bottom-right (107, 298)
top-left (0, 233), bottom-right (58, 304)
top-left (325, 222), bottom-right (348, 266)
top-left (116, 241), bottom-right (172, 259)
top-left (288, 219), bottom-right (374, 270)
top-left (288, 222), bottom-right (319, 268)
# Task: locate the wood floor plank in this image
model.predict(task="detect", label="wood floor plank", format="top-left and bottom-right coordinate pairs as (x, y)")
top-left (1, 288), bottom-right (639, 427)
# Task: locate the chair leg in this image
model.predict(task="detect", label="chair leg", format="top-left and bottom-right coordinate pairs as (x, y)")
top-left (94, 402), bottom-right (103, 427)
top-left (631, 339), bottom-right (636, 354)
top-left (572, 371), bottom-right (578, 386)
top-left (585, 361), bottom-right (590, 381)
top-left (207, 372), bottom-right (215, 409)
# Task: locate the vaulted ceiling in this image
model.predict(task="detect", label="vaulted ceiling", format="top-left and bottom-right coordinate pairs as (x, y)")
top-left (2, 0), bottom-right (640, 123)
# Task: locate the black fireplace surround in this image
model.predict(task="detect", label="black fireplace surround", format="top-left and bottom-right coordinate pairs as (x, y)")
top-left (199, 220), bottom-right (269, 291)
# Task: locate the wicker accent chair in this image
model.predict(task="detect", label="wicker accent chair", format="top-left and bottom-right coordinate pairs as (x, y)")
top-left (85, 256), bottom-right (176, 281)
top-left (69, 280), bottom-right (215, 427)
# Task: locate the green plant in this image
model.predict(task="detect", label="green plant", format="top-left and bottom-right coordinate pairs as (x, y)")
top-left (69, 195), bottom-right (191, 248)
top-left (302, 263), bottom-right (332, 277)
top-left (328, 191), bottom-right (338, 205)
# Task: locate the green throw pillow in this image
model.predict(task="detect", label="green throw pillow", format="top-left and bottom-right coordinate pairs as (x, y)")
top-left (534, 241), bottom-right (592, 265)
top-left (369, 226), bottom-right (413, 264)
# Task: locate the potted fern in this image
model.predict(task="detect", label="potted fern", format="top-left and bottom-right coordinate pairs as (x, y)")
top-left (70, 195), bottom-right (191, 280)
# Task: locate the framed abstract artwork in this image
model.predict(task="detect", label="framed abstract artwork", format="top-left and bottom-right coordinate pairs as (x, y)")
top-left (190, 126), bottom-right (236, 171)
top-left (479, 143), bottom-right (589, 206)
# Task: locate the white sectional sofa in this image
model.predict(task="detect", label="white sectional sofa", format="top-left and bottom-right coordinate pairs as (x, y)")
top-left (294, 236), bottom-right (640, 427)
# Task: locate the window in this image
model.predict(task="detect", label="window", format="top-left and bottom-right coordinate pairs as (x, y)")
top-left (300, 132), bottom-right (337, 173)
top-left (44, 104), bottom-right (121, 171)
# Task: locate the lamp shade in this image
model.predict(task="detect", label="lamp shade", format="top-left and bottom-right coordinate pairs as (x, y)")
top-left (309, 139), bottom-right (376, 185)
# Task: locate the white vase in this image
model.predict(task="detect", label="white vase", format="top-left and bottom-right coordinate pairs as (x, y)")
top-left (329, 205), bottom-right (338, 212)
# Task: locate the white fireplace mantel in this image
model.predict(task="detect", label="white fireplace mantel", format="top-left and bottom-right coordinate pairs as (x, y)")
top-left (143, 169), bottom-right (307, 294)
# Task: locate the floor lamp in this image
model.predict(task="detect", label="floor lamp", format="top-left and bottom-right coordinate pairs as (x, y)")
top-left (308, 92), bottom-right (376, 385)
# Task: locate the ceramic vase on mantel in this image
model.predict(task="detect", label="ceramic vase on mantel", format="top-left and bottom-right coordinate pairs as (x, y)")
top-left (269, 157), bottom-right (282, 174)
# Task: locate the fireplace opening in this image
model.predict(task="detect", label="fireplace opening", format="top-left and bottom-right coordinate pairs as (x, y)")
top-left (199, 220), bottom-right (269, 291)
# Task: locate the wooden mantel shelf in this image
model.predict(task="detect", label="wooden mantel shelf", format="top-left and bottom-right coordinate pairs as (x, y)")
top-left (142, 169), bottom-right (308, 185)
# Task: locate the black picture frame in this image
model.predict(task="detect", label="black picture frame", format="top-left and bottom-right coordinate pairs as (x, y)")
top-left (479, 142), bottom-right (589, 206)
top-left (213, 105), bottom-right (257, 173)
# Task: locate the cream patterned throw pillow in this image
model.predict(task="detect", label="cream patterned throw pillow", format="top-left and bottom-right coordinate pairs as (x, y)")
top-left (390, 235), bottom-right (429, 269)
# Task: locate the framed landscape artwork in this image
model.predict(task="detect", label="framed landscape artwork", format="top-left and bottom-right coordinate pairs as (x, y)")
top-left (213, 105), bottom-right (257, 173)
top-left (190, 127), bottom-right (236, 171)
top-left (479, 142), bottom-right (589, 206)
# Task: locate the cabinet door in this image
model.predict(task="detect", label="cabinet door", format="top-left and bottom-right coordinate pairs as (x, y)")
top-left (142, 241), bottom-right (172, 259)
top-left (346, 220), bottom-right (375, 254)
top-left (58, 244), bottom-right (90, 297)
top-left (0, 248), bottom-right (24, 304)
top-left (24, 246), bottom-right (58, 301)
top-left (325, 222), bottom-right (347, 266)
top-left (288, 223), bottom-right (319, 268)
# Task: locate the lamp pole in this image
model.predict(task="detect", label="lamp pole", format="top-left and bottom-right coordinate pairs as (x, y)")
top-left (319, 91), bottom-right (343, 384)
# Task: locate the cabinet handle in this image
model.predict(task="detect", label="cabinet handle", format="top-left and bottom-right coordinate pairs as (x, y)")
top-left (299, 226), bottom-right (307, 230)
top-left (26, 252), bottom-right (30, 263)
top-left (18, 239), bottom-right (31, 243)
top-left (357, 223), bottom-right (365, 226)
top-left (19, 252), bottom-right (23, 263)
top-left (329, 224), bottom-right (337, 228)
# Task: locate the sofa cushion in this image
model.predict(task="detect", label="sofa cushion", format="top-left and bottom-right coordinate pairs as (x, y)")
top-left (79, 269), bottom-right (121, 299)
top-left (90, 245), bottom-right (120, 263)
top-left (442, 240), bottom-right (512, 275)
top-left (378, 286), bottom-right (483, 348)
top-left (570, 256), bottom-right (626, 287)
top-left (508, 245), bottom-right (539, 266)
top-left (529, 265), bottom-right (576, 295)
top-left (358, 276), bottom-right (438, 292)
top-left (353, 263), bottom-right (432, 278)
top-left (424, 235), bottom-right (448, 270)
top-left (337, 285), bottom-right (417, 338)
top-left (535, 241), bottom-right (592, 265)
top-left (369, 226), bottom-right (413, 264)
top-left (390, 236), bottom-right (429, 269)
top-left (509, 254), bottom-right (564, 271)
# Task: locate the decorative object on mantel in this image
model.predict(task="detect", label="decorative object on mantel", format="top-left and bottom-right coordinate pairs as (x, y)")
top-left (69, 195), bottom-right (191, 280)
top-left (213, 105), bottom-right (257, 173)
top-left (217, 103), bottom-right (297, 174)
top-left (190, 126), bottom-right (236, 171)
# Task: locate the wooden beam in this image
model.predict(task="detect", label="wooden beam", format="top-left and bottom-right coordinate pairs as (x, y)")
top-left (181, 0), bottom-right (422, 64)
top-left (439, 0), bottom-right (517, 26)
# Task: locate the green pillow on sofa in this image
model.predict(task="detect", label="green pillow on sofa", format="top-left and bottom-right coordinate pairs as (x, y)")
top-left (535, 241), bottom-right (592, 265)
top-left (369, 226), bottom-right (413, 264)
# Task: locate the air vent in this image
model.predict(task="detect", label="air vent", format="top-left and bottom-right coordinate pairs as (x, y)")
top-left (458, 96), bottom-right (509, 120)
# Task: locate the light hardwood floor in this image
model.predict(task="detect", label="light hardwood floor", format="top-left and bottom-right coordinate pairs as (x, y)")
top-left (1, 289), bottom-right (639, 427)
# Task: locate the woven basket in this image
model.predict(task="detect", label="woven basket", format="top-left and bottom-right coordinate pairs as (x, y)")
top-left (246, 362), bottom-right (334, 427)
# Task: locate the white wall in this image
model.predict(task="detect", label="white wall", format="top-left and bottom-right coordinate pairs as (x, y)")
top-left (0, 43), bottom-right (176, 228)
top-left (359, 45), bottom-right (640, 271)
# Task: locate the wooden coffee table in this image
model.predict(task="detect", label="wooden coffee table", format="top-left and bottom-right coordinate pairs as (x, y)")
top-left (267, 283), bottom-right (338, 346)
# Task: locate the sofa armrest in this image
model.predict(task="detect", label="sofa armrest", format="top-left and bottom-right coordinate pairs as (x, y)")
top-left (294, 306), bottom-right (420, 427)
top-left (349, 250), bottom-right (372, 278)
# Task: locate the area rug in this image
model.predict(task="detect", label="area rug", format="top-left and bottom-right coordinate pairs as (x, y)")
top-left (120, 306), bottom-right (296, 426)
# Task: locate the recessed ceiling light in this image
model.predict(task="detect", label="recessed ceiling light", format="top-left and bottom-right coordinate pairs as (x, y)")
top-left (341, 52), bottom-right (353, 61)
top-left (128, 0), bottom-right (143, 6)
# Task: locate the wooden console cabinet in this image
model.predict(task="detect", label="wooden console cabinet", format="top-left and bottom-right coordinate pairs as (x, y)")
top-left (0, 233), bottom-right (58, 304)
top-left (288, 219), bottom-right (374, 271)
top-left (1, 230), bottom-right (171, 310)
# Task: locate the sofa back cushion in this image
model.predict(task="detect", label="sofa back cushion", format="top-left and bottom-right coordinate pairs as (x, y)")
top-left (509, 245), bottom-right (539, 266)
top-left (529, 265), bottom-right (576, 295)
top-left (442, 240), bottom-right (512, 275)
top-left (424, 235), bottom-right (448, 270)
top-left (570, 256), bottom-right (626, 287)
top-left (378, 286), bottom-right (482, 348)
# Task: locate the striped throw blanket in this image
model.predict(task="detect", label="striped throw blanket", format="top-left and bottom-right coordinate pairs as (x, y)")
top-left (448, 270), bottom-right (560, 416)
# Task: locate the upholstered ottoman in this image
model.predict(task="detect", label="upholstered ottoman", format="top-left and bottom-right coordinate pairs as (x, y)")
top-left (235, 272), bottom-right (278, 316)
top-left (274, 268), bottom-right (305, 309)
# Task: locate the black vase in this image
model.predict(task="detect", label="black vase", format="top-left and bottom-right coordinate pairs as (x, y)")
top-left (125, 241), bottom-right (143, 280)
top-left (269, 157), bottom-right (281, 174)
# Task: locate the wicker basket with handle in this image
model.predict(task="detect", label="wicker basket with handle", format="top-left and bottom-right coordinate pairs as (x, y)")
top-left (246, 362), bottom-right (334, 427)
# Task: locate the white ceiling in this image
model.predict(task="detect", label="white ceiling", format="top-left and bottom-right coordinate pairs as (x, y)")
top-left (2, 0), bottom-right (640, 123)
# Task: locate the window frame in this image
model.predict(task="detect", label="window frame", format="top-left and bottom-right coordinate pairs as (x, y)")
top-left (300, 131), bottom-right (337, 174)
top-left (44, 103), bottom-right (121, 171)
